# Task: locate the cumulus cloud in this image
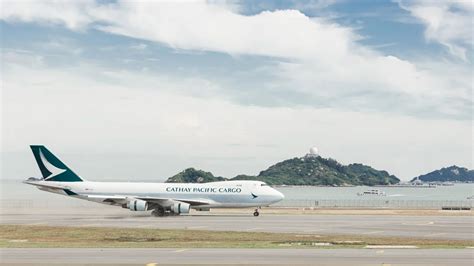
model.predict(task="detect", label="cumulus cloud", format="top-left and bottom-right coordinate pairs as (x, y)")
top-left (2, 53), bottom-right (472, 179)
top-left (1, 0), bottom-right (96, 30)
top-left (1, 0), bottom-right (471, 119)
top-left (397, 0), bottom-right (473, 60)
top-left (91, 2), bottom-right (360, 61)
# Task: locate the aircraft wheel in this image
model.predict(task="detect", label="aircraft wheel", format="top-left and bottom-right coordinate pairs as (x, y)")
top-left (253, 211), bottom-right (260, 217)
top-left (152, 207), bottom-right (165, 217)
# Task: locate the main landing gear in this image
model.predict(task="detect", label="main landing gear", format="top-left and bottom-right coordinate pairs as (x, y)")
top-left (151, 207), bottom-right (180, 217)
top-left (151, 207), bottom-right (165, 217)
top-left (253, 208), bottom-right (260, 217)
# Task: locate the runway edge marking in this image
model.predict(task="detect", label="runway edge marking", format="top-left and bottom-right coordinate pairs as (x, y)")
top-left (365, 245), bottom-right (418, 249)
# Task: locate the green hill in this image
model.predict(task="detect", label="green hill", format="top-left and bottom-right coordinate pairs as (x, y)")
top-left (232, 156), bottom-right (399, 186)
top-left (165, 168), bottom-right (226, 183)
top-left (165, 155), bottom-right (400, 186)
top-left (411, 166), bottom-right (473, 183)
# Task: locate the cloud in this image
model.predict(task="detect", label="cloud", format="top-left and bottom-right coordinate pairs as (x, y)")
top-left (2, 52), bottom-right (472, 179)
top-left (0, 0), bottom-right (472, 120)
top-left (2, 1), bottom-right (472, 119)
top-left (1, 1), bottom-right (358, 60)
top-left (89, 2), bottom-right (359, 61)
top-left (397, 0), bottom-right (473, 61)
top-left (1, 1), bottom-right (472, 183)
top-left (130, 43), bottom-right (147, 50)
top-left (1, 0), bottom-right (97, 30)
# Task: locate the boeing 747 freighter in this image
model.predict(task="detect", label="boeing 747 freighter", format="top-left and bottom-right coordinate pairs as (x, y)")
top-left (24, 145), bottom-right (284, 216)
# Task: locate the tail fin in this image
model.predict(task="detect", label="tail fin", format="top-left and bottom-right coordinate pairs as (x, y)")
top-left (30, 145), bottom-right (83, 182)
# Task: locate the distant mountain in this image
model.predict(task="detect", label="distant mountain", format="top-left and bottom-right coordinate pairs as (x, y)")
top-left (232, 156), bottom-right (399, 186)
top-left (411, 166), bottom-right (474, 183)
top-left (165, 155), bottom-right (400, 186)
top-left (165, 168), bottom-right (225, 183)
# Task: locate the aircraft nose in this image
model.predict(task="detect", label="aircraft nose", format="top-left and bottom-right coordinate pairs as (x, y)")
top-left (274, 190), bottom-right (285, 202)
top-left (278, 191), bottom-right (285, 200)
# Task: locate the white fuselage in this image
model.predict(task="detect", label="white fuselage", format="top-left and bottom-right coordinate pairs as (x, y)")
top-left (34, 180), bottom-right (285, 208)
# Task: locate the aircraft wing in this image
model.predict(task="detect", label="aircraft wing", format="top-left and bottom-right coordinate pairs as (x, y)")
top-left (137, 196), bottom-right (213, 206)
top-left (85, 194), bottom-right (213, 207)
top-left (24, 179), bottom-right (214, 207)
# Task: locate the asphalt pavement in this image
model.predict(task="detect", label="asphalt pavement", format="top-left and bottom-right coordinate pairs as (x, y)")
top-left (1, 210), bottom-right (472, 240)
top-left (1, 248), bottom-right (473, 265)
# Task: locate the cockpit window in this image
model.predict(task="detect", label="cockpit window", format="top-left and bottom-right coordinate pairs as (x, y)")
top-left (261, 183), bottom-right (268, 186)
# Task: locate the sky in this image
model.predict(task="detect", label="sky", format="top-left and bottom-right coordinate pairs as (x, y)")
top-left (1, 0), bottom-right (473, 182)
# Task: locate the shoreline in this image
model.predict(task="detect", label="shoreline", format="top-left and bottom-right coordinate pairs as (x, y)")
top-left (209, 207), bottom-right (474, 216)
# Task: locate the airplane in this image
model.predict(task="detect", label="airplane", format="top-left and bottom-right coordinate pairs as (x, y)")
top-left (24, 145), bottom-right (285, 217)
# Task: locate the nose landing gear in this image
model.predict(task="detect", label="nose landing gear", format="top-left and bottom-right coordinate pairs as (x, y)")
top-left (253, 208), bottom-right (260, 217)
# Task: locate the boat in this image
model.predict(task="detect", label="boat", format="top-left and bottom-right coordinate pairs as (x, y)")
top-left (441, 182), bottom-right (454, 186)
top-left (357, 189), bottom-right (386, 196)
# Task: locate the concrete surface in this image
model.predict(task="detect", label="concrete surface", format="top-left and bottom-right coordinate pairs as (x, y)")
top-left (1, 210), bottom-right (473, 240)
top-left (1, 248), bottom-right (473, 265)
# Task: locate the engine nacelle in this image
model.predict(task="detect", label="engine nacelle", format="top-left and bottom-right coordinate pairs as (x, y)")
top-left (172, 202), bottom-right (190, 214)
top-left (126, 199), bottom-right (148, 211)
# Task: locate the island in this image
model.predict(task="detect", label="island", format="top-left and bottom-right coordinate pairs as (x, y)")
top-left (410, 166), bottom-right (474, 183)
top-left (166, 154), bottom-right (400, 186)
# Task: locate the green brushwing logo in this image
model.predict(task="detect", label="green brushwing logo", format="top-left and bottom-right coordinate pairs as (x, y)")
top-left (30, 145), bottom-right (83, 182)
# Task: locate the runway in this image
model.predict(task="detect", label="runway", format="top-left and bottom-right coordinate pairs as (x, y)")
top-left (1, 248), bottom-right (473, 265)
top-left (1, 209), bottom-right (473, 240)
top-left (2, 207), bottom-right (473, 265)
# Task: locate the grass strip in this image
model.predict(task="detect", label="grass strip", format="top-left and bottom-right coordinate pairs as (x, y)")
top-left (0, 225), bottom-right (472, 249)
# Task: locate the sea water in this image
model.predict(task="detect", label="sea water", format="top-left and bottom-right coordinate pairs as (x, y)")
top-left (276, 184), bottom-right (474, 201)
top-left (1, 178), bottom-right (473, 209)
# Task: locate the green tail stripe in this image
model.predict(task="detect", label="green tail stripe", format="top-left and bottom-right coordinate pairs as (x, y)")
top-left (30, 145), bottom-right (83, 182)
top-left (63, 189), bottom-right (78, 196)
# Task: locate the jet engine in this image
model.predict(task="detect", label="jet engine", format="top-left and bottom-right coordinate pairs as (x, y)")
top-left (172, 202), bottom-right (190, 214)
top-left (126, 199), bottom-right (148, 211)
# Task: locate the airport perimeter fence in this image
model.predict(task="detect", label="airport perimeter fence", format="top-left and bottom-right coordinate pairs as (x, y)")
top-left (274, 199), bottom-right (473, 209)
top-left (2, 199), bottom-right (473, 210)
